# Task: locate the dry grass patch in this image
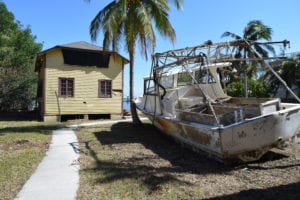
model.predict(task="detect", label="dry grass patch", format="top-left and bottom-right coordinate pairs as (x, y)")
top-left (76, 122), bottom-right (300, 200)
top-left (0, 121), bottom-right (62, 200)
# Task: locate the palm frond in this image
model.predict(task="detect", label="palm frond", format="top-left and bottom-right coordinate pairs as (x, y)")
top-left (135, 2), bottom-right (156, 59)
top-left (89, 1), bottom-right (117, 41)
top-left (261, 44), bottom-right (275, 56)
top-left (253, 44), bottom-right (269, 58)
top-left (103, 3), bottom-right (125, 50)
top-left (244, 20), bottom-right (272, 41)
top-left (168, 0), bottom-right (183, 10)
top-left (221, 31), bottom-right (241, 40)
top-left (90, 0), bottom-right (177, 58)
top-left (146, 0), bottom-right (176, 43)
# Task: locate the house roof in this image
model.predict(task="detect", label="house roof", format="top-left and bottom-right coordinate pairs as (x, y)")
top-left (37, 41), bottom-right (129, 63)
top-left (57, 41), bottom-right (104, 51)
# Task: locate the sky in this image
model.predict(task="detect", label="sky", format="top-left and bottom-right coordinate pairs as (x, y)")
top-left (3, 0), bottom-right (300, 97)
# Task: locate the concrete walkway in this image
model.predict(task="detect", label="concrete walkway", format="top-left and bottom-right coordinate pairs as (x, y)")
top-left (67, 117), bottom-right (148, 129)
top-left (15, 118), bottom-right (148, 200)
top-left (15, 128), bottom-right (80, 200)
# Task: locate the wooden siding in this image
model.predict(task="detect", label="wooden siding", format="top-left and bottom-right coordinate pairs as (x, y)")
top-left (43, 49), bottom-right (123, 115)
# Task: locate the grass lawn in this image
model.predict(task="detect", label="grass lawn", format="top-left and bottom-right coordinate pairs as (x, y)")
top-left (0, 121), bottom-right (62, 200)
top-left (76, 121), bottom-right (300, 200)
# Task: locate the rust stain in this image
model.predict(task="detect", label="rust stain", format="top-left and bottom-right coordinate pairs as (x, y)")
top-left (237, 131), bottom-right (246, 138)
top-left (253, 118), bottom-right (268, 132)
top-left (155, 117), bottom-right (211, 145)
top-left (183, 126), bottom-right (212, 145)
top-left (156, 117), bottom-right (169, 129)
top-left (155, 117), bottom-right (178, 135)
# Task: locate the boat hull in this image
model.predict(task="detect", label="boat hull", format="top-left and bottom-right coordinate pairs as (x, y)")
top-left (139, 103), bottom-right (300, 163)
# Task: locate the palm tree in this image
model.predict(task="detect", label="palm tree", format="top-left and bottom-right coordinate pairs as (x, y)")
top-left (87, 0), bottom-right (183, 124)
top-left (221, 20), bottom-right (275, 97)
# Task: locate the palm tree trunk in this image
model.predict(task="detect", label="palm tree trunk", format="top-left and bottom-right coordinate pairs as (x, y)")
top-left (243, 49), bottom-right (248, 98)
top-left (129, 51), bottom-right (142, 124)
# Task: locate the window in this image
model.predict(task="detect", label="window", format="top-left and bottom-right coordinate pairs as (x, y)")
top-left (144, 79), bottom-right (155, 95)
top-left (62, 49), bottom-right (110, 67)
top-left (99, 80), bottom-right (112, 98)
top-left (177, 72), bottom-right (192, 86)
top-left (59, 78), bottom-right (74, 97)
top-left (160, 75), bottom-right (174, 89)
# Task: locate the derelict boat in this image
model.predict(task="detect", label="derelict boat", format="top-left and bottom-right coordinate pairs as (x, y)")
top-left (135, 40), bottom-right (300, 163)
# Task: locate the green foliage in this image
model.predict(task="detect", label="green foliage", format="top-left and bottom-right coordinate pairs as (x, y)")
top-left (88, 0), bottom-right (182, 123)
top-left (227, 79), bottom-right (271, 98)
top-left (90, 0), bottom-right (181, 58)
top-left (0, 2), bottom-right (42, 111)
top-left (221, 20), bottom-right (276, 98)
top-left (265, 54), bottom-right (300, 98)
top-left (221, 20), bottom-right (274, 79)
top-left (177, 72), bottom-right (192, 85)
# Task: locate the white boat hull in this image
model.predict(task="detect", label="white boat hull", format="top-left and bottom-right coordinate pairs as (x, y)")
top-left (138, 103), bottom-right (300, 163)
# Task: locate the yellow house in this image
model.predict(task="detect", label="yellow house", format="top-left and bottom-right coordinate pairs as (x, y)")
top-left (35, 41), bottom-right (129, 122)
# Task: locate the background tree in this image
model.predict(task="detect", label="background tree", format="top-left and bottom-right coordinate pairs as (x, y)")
top-left (0, 2), bottom-right (42, 111)
top-left (264, 53), bottom-right (300, 100)
top-left (227, 78), bottom-right (271, 98)
top-left (88, 0), bottom-right (183, 124)
top-left (221, 20), bottom-right (274, 97)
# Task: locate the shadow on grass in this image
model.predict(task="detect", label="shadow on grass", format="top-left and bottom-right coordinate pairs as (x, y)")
top-left (79, 122), bottom-right (228, 192)
top-left (202, 182), bottom-right (300, 200)
top-left (78, 122), bottom-right (298, 197)
top-left (95, 122), bottom-right (229, 173)
top-left (92, 122), bottom-right (292, 171)
top-left (0, 124), bottom-right (63, 135)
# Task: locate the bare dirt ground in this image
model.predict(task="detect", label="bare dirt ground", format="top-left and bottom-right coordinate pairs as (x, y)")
top-left (76, 122), bottom-right (300, 200)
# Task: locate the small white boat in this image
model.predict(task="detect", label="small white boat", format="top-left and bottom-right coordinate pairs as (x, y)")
top-left (136, 40), bottom-right (300, 163)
